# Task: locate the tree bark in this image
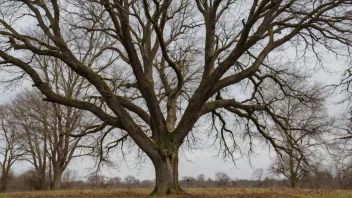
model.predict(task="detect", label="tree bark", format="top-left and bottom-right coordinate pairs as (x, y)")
top-left (150, 149), bottom-right (185, 195)
top-left (36, 169), bottom-right (47, 190)
top-left (0, 175), bottom-right (7, 192)
top-left (53, 168), bottom-right (62, 190)
top-left (291, 177), bottom-right (297, 189)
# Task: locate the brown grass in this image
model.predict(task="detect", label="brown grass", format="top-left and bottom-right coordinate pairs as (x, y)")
top-left (0, 188), bottom-right (351, 198)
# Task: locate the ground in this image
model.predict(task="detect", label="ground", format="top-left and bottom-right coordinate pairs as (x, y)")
top-left (0, 188), bottom-right (351, 198)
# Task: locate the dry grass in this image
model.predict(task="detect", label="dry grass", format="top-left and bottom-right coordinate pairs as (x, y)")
top-left (0, 188), bottom-right (351, 198)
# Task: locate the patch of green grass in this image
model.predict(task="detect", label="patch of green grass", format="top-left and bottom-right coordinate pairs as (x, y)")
top-left (0, 188), bottom-right (351, 198)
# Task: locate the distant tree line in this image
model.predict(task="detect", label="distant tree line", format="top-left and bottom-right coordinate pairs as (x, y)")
top-left (1, 166), bottom-right (352, 192)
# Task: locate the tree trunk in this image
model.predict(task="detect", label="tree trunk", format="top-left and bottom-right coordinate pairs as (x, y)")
top-left (37, 170), bottom-right (47, 190)
top-left (291, 178), bottom-right (297, 189)
top-left (53, 168), bottom-right (62, 190)
top-left (150, 150), bottom-right (185, 195)
top-left (48, 162), bottom-right (52, 190)
top-left (0, 175), bottom-right (7, 192)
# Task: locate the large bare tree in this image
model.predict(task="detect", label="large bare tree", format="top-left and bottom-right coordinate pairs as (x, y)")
top-left (10, 92), bottom-right (51, 190)
top-left (267, 78), bottom-right (332, 188)
top-left (0, 0), bottom-right (351, 195)
top-left (10, 90), bottom-right (90, 190)
top-left (0, 105), bottom-right (26, 192)
top-left (7, 52), bottom-right (97, 190)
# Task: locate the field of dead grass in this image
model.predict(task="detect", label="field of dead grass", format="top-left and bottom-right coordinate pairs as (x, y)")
top-left (0, 188), bottom-right (351, 198)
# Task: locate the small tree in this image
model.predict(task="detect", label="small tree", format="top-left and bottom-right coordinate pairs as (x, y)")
top-left (88, 174), bottom-right (105, 189)
top-left (215, 172), bottom-right (231, 187)
top-left (61, 169), bottom-right (78, 189)
top-left (124, 175), bottom-right (139, 188)
top-left (107, 177), bottom-right (122, 188)
top-left (197, 174), bottom-right (206, 187)
top-left (253, 168), bottom-right (265, 187)
top-left (253, 168), bottom-right (264, 181)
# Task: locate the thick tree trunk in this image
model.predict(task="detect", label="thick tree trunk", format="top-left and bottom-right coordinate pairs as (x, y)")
top-left (37, 170), bottom-right (47, 190)
top-left (291, 178), bottom-right (297, 189)
top-left (48, 162), bottom-right (52, 190)
top-left (150, 150), bottom-right (185, 195)
top-left (0, 175), bottom-right (7, 192)
top-left (53, 168), bottom-right (62, 190)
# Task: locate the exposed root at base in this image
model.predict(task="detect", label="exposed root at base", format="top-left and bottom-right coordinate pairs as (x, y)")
top-left (150, 187), bottom-right (189, 196)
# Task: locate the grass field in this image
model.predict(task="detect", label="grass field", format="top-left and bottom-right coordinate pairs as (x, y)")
top-left (0, 188), bottom-right (351, 198)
